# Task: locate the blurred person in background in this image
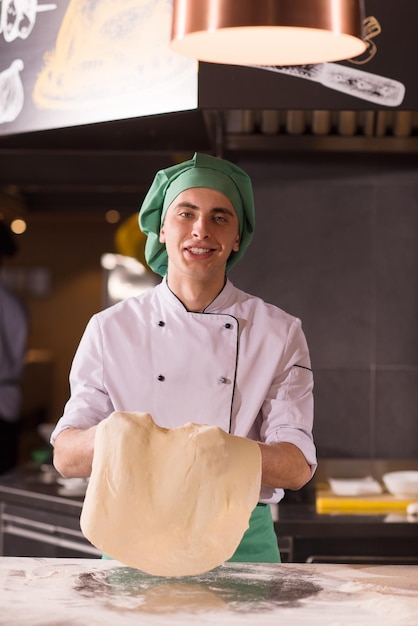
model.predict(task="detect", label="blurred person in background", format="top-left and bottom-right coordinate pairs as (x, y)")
top-left (0, 221), bottom-right (28, 474)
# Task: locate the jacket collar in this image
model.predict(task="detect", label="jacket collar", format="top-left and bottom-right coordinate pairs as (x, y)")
top-left (158, 275), bottom-right (236, 313)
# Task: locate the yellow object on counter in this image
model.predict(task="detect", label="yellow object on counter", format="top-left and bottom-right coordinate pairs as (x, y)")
top-left (316, 490), bottom-right (417, 514)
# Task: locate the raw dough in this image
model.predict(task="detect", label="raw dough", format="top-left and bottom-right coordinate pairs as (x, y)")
top-left (80, 412), bottom-right (262, 577)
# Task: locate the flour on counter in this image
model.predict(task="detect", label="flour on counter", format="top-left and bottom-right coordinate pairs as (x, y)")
top-left (1, 559), bottom-right (418, 626)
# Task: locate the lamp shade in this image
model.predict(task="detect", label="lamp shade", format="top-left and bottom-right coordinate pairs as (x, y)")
top-left (171, 0), bottom-right (367, 66)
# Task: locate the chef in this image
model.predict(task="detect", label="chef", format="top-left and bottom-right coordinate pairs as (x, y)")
top-left (51, 152), bottom-right (317, 563)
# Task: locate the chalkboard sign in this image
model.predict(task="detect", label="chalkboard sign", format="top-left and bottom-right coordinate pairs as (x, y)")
top-left (0, 0), bottom-right (197, 135)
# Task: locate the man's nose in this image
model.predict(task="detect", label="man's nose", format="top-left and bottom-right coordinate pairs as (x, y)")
top-left (192, 216), bottom-right (210, 238)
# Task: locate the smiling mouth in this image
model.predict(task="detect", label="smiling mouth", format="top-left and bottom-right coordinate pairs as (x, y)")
top-left (186, 247), bottom-right (214, 255)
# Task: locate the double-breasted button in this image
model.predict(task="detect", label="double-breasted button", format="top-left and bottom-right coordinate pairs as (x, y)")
top-left (157, 374), bottom-right (165, 381)
top-left (158, 321), bottom-right (165, 327)
top-left (224, 323), bottom-right (232, 329)
top-left (218, 376), bottom-right (228, 384)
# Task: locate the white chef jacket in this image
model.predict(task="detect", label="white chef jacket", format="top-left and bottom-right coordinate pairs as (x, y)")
top-left (0, 283), bottom-right (28, 422)
top-left (51, 277), bottom-right (316, 503)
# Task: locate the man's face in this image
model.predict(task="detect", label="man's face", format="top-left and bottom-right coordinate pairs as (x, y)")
top-left (159, 187), bottom-right (240, 282)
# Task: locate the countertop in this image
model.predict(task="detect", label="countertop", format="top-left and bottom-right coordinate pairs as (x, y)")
top-left (1, 557), bottom-right (417, 626)
top-left (1, 466), bottom-right (417, 563)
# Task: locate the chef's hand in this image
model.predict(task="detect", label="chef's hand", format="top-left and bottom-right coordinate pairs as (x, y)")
top-left (53, 426), bottom-right (97, 479)
top-left (258, 441), bottom-right (312, 490)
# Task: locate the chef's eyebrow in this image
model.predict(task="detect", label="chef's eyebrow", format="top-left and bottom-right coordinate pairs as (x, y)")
top-left (175, 201), bottom-right (236, 217)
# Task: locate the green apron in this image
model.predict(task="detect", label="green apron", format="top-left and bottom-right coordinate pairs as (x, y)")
top-left (102, 503), bottom-right (280, 565)
top-left (228, 503), bottom-right (281, 563)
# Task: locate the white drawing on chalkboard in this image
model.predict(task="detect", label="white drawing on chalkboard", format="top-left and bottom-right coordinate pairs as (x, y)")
top-left (255, 63), bottom-right (405, 108)
top-left (0, 59), bottom-right (24, 123)
top-left (0, 0), bottom-right (57, 42)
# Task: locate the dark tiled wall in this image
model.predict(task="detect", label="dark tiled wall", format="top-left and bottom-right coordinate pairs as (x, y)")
top-left (229, 153), bottom-right (418, 459)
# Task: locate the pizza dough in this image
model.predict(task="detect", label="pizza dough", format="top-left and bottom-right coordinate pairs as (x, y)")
top-left (80, 412), bottom-right (262, 577)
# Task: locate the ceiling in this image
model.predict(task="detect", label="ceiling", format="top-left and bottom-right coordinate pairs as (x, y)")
top-left (0, 107), bottom-right (417, 221)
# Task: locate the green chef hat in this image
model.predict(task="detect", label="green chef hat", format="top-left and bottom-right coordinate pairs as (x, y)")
top-left (139, 153), bottom-right (255, 276)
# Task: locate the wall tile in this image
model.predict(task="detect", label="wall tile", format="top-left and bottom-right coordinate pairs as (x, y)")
top-left (375, 187), bottom-right (418, 366)
top-left (375, 369), bottom-right (418, 458)
top-left (311, 369), bottom-right (371, 458)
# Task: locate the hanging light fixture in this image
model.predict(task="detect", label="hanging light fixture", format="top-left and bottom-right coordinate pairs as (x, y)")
top-left (171, 0), bottom-right (367, 66)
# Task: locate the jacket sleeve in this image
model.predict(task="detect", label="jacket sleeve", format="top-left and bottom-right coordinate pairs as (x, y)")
top-left (261, 317), bottom-right (317, 472)
top-left (50, 315), bottom-right (114, 444)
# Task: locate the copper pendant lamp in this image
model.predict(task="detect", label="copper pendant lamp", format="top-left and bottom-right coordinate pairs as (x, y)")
top-left (171, 0), bottom-right (367, 66)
